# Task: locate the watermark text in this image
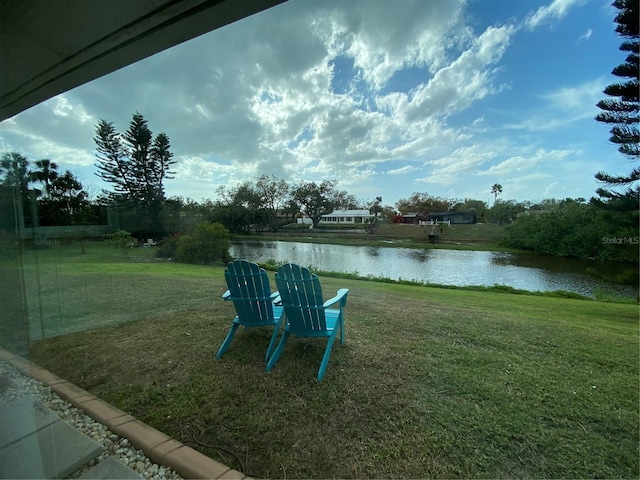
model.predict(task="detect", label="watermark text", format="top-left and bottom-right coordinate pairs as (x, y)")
top-left (602, 236), bottom-right (639, 245)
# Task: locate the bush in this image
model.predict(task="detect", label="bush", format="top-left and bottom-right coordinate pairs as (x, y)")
top-left (175, 221), bottom-right (231, 265)
top-left (500, 201), bottom-right (623, 260)
top-left (109, 230), bottom-right (134, 256)
top-left (156, 234), bottom-right (180, 258)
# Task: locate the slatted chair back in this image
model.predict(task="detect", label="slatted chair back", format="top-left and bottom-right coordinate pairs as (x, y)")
top-left (275, 263), bottom-right (329, 336)
top-left (226, 259), bottom-right (277, 325)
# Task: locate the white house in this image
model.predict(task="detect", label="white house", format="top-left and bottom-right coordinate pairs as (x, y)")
top-left (320, 209), bottom-right (375, 224)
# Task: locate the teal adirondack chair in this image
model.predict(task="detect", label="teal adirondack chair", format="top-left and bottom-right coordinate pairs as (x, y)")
top-left (266, 263), bottom-right (349, 381)
top-left (217, 259), bottom-right (284, 361)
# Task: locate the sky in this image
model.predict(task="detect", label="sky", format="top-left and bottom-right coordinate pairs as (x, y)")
top-left (0, 0), bottom-right (629, 209)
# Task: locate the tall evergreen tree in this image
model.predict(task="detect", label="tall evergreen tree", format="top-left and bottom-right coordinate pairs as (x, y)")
top-left (594, 0), bottom-right (639, 197)
top-left (592, 0), bottom-right (639, 269)
top-left (94, 112), bottom-right (176, 234)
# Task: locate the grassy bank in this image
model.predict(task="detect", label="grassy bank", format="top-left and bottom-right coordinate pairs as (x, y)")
top-left (26, 244), bottom-right (639, 478)
top-left (238, 223), bottom-right (520, 253)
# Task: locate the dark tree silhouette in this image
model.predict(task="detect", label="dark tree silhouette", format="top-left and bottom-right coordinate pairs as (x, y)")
top-left (592, 0), bottom-right (638, 241)
top-left (94, 112), bottom-right (175, 235)
top-left (594, 0), bottom-right (639, 193)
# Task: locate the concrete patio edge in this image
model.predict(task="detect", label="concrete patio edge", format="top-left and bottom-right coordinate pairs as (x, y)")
top-left (0, 347), bottom-right (247, 480)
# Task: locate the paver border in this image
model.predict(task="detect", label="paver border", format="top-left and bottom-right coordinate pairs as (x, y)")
top-left (0, 347), bottom-right (247, 480)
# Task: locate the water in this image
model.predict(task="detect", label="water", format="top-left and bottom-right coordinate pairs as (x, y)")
top-left (230, 240), bottom-right (638, 299)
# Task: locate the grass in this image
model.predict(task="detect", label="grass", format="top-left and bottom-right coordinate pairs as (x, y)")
top-left (376, 222), bottom-right (506, 241)
top-left (24, 241), bottom-right (640, 478)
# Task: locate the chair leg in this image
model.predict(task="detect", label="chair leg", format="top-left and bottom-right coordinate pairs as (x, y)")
top-left (317, 334), bottom-right (338, 381)
top-left (264, 319), bottom-right (283, 362)
top-left (216, 322), bottom-right (240, 359)
top-left (339, 314), bottom-right (345, 345)
top-left (266, 331), bottom-right (290, 372)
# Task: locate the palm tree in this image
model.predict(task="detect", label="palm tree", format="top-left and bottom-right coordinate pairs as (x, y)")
top-left (491, 183), bottom-right (503, 204)
top-left (0, 152), bottom-right (31, 195)
top-left (29, 159), bottom-right (59, 198)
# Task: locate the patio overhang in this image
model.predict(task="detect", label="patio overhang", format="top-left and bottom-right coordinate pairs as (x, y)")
top-left (0, 0), bottom-right (286, 122)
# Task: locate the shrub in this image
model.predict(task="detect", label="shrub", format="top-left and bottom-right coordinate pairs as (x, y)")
top-left (175, 221), bottom-right (231, 265)
top-left (156, 234), bottom-right (180, 258)
top-left (109, 230), bottom-right (134, 256)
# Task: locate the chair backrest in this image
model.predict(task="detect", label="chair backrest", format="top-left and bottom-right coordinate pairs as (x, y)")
top-left (225, 260), bottom-right (276, 324)
top-left (275, 263), bottom-right (327, 335)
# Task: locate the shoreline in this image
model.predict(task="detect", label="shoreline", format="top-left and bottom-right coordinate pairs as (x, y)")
top-left (228, 234), bottom-right (639, 302)
top-left (231, 231), bottom-right (522, 253)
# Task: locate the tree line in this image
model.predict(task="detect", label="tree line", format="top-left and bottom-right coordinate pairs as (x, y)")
top-left (0, 143), bottom-right (531, 237)
top-left (0, 152), bottom-right (99, 228)
top-left (3, 147), bottom-right (634, 266)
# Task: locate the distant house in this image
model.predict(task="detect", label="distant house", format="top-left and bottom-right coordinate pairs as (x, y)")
top-left (320, 209), bottom-right (375, 224)
top-left (398, 213), bottom-right (425, 224)
top-left (428, 211), bottom-right (476, 224)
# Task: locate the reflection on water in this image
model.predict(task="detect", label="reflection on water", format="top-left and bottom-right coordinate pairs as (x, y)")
top-left (230, 240), bottom-right (638, 299)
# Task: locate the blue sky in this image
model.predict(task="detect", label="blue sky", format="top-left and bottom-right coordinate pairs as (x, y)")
top-left (0, 0), bottom-right (627, 209)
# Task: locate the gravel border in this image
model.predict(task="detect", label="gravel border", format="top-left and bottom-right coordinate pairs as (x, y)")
top-left (0, 360), bottom-right (183, 480)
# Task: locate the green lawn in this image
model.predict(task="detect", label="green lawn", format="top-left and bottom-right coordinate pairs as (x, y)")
top-left (249, 223), bottom-right (516, 253)
top-left (376, 222), bottom-right (506, 241)
top-left (24, 242), bottom-right (639, 478)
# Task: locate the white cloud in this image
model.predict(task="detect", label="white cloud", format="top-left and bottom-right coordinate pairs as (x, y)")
top-left (50, 96), bottom-right (94, 123)
top-left (427, 145), bottom-right (498, 169)
top-left (173, 156), bottom-right (233, 182)
top-left (504, 114), bottom-right (589, 132)
top-left (414, 172), bottom-right (459, 186)
top-left (503, 77), bottom-right (606, 131)
top-left (577, 28), bottom-right (592, 43)
top-left (338, 0), bottom-right (468, 90)
top-left (472, 115), bottom-right (486, 128)
top-left (0, 123), bottom-right (94, 167)
top-left (525, 0), bottom-right (584, 30)
top-left (387, 165), bottom-right (416, 175)
top-left (413, 144), bottom-right (500, 186)
top-left (476, 148), bottom-right (578, 177)
top-left (377, 24), bottom-right (515, 123)
top-left (543, 181), bottom-right (559, 196)
top-left (541, 78), bottom-right (604, 110)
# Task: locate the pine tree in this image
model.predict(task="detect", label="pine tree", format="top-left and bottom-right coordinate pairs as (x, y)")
top-left (94, 120), bottom-right (133, 199)
top-left (591, 0), bottom-right (639, 265)
top-left (594, 0), bottom-right (639, 196)
top-left (94, 112), bottom-right (175, 235)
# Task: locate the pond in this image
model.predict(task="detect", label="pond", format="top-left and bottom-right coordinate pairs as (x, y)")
top-left (230, 240), bottom-right (638, 299)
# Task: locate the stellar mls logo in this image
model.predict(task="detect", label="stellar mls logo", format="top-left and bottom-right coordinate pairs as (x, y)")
top-left (602, 236), bottom-right (639, 245)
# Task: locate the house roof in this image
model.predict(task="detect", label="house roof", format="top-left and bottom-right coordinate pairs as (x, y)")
top-left (324, 209), bottom-right (373, 216)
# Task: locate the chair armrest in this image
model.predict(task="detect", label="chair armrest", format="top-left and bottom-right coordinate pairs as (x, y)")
top-left (323, 288), bottom-right (349, 308)
top-left (224, 290), bottom-right (281, 304)
top-left (270, 291), bottom-right (282, 305)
